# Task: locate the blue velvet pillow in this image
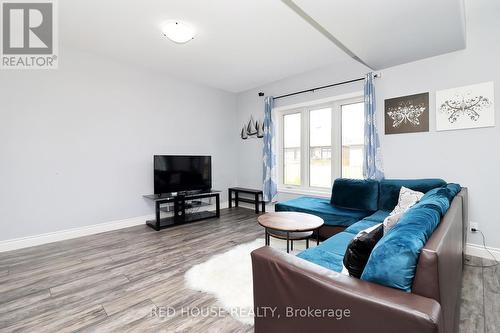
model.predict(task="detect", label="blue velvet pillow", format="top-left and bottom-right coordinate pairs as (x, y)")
top-left (361, 183), bottom-right (461, 292)
top-left (414, 183), bottom-right (461, 215)
top-left (331, 178), bottom-right (379, 211)
top-left (378, 178), bottom-right (446, 211)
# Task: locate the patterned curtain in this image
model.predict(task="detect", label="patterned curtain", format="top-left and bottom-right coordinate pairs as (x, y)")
top-left (263, 96), bottom-right (277, 202)
top-left (363, 73), bottom-right (385, 180)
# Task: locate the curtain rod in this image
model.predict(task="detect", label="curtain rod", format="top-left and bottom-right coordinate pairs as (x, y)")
top-left (259, 74), bottom-right (379, 100)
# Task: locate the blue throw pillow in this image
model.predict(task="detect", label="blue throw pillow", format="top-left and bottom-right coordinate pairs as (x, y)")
top-left (360, 183), bottom-right (461, 291)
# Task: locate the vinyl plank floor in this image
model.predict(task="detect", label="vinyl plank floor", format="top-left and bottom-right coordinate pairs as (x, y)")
top-left (0, 207), bottom-right (497, 332)
top-left (460, 256), bottom-right (485, 333)
top-left (79, 300), bottom-right (158, 332)
top-left (5, 304), bottom-right (108, 333)
top-left (0, 289), bottom-right (51, 315)
top-left (483, 259), bottom-right (500, 333)
top-left (0, 208), bottom-right (260, 332)
top-left (459, 256), bottom-right (500, 333)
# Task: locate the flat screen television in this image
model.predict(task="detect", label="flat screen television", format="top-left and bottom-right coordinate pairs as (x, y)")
top-left (154, 155), bottom-right (212, 195)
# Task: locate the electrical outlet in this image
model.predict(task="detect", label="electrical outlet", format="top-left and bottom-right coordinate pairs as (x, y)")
top-left (470, 222), bottom-right (479, 232)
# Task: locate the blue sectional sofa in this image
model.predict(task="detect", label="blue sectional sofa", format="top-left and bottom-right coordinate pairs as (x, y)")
top-left (296, 181), bottom-right (461, 288)
top-left (252, 178), bottom-right (468, 333)
top-left (275, 178), bottom-right (447, 238)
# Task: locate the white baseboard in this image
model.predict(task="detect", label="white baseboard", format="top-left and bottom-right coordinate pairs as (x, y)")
top-left (0, 214), bottom-right (153, 253)
top-left (465, 243), bottom-right (500, 261)
top-left (0, 201), bottom-right (229, 253)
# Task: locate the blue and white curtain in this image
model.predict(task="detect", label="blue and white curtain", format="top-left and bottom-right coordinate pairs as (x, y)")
top-left (263, 96), bottom-right (277, 202)
top-left (363, 73), bottom-right (385, 180)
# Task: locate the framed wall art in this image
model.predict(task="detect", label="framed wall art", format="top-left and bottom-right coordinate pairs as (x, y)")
top-left (384, 92), bottom-right (429, 134)
top-left (436, 81), bottom-right (495, 131)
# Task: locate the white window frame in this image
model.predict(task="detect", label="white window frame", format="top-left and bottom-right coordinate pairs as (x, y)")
top-left (275, 92), bottom-right (363, 196)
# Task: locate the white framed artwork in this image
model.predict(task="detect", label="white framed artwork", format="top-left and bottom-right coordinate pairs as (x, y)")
top-left (436, 81), bottom-right (495, 131)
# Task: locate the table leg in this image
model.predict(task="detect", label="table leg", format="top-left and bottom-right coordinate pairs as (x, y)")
top-left (306, 238), bottom-right (309, 249)
top-left (265, 228), bottom-right (269, 246)
top-left (317, 228), bottom-right (320, 245)
top-left (262, 196), bottom-right (266, 213)
top-left (286, 232), bottom-right (290, 253)
top-left (155, 201), bottom-right (161, 231)
top-left (255, 193), bottom-right (259, 214)
top-left (215, 194), bottom-right (220, 218)
top-left (291, 240), bottom-right (293, 251)
top-left (228, 189), bottom-right (232, 208)
top-left (235, 192), bottom-right (239, 207)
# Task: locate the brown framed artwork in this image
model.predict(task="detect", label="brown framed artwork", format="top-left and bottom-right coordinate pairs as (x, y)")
top-left (384, 92), bottom-right (429, 134)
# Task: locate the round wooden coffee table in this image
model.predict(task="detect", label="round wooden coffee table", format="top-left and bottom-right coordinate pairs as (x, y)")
top-left (257, 212), bottom-right (324, 253)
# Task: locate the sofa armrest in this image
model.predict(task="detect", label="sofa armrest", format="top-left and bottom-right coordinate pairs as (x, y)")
top-left (251, 246), bottom-right (442, 333)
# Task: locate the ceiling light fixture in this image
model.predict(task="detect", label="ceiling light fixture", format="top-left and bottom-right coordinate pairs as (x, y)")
top-left (161, 21), bottom-right (195, 44)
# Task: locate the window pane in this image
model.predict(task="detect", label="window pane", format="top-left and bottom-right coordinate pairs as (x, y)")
top-left (284, 148), bottom-right (301, 185)
top-left (310, 108), bottom-right (332, 187)
top-left (284, 113), bottom-right (301, 148)
top-left (283, 113), bottom-right (301, 185)
top-left (310, 108), bottom-right (331, 146)
top-left (341, 103), bottom-right (364, 179)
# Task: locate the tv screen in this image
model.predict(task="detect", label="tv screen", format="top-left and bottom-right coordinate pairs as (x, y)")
top-left (154, 155), bottom-right (212, 194)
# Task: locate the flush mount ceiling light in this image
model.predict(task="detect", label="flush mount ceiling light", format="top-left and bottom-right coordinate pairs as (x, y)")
top-left (161, 21), bottom-right (196, 44)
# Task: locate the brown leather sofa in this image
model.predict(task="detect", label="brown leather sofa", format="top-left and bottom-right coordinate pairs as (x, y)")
top-left (251, 188), bottom-right (468, 333)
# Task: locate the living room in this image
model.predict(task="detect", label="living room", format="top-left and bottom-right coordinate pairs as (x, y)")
top-left (0, 0), bottom-right (498, 332)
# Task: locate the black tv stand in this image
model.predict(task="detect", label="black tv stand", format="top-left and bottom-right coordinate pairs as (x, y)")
top-left (143, 190), bottom-right (220, 231)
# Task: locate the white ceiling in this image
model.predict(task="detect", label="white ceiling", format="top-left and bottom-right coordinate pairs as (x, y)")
top-left (60, 0), bottom-right (466, 93)
top-left (293, 0), bottom-right (466, 70)
top-left (60, 0), bottom-right (351, 93)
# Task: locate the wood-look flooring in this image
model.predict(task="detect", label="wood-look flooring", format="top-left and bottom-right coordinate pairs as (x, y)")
top-left (0, 207), bottom-right (498, 332)
top-left (460, 256), bottom-right (500, 333)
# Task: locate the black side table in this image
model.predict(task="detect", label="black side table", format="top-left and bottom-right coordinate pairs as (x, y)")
top-left (228, 187), bottom-right (265, 213)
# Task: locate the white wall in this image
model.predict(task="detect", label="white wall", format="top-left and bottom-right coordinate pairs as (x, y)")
top-left (235, 0), bottom-right (500, 248)
top-left (0, 47), bottom-right (237, 241)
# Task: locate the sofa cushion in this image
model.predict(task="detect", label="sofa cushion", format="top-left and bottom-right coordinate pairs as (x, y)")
top-left (418, 186), bottom-right (457, 212)
top-left (344, 219), bottom-right (381, 235)
top-left (390, 186), bottom-right (425, 215)
top-left (297, 231), bottom-right (356, 272)
top-left (342, 210), bottom-right (389, 235)
top-left (363, 210), bottom-right (391, 223)
top-left (311, 231), bottom-right (355, 257)
top-left (275, 196), bottom-right (372, 227)
top-left (361, 183), bottom-right (461, 291)
top-left (382, 212), bottom-right (404, 234)
top-left (343, 224), bottom-right (384, 278)
top-left (296, 249), bottom-right (344, 272)
top-left (378, 178), bottom-right (446, 211)
top-left (383, 187), bottom-right (424, 234)
top-left (330, 178), bottom-right (379, 211)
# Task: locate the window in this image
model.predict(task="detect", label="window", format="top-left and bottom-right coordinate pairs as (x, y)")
top-left (283, 113), bottom-right (301, 185)
top-left (341, 103), bottom-right (364, 179)
top-left (278, 97), bottom-right (364, 192)
top-left (309, 108), bottom-right (332, 187)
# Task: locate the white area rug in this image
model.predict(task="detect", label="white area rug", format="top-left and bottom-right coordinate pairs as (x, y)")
top-left (184, 237), bottom-right (315, 325)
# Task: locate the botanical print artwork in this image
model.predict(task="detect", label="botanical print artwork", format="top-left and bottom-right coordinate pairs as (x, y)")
top-left (436, 81), bottom-right (495, 131)
top-left (384, 92), bottom-right (429, 134)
